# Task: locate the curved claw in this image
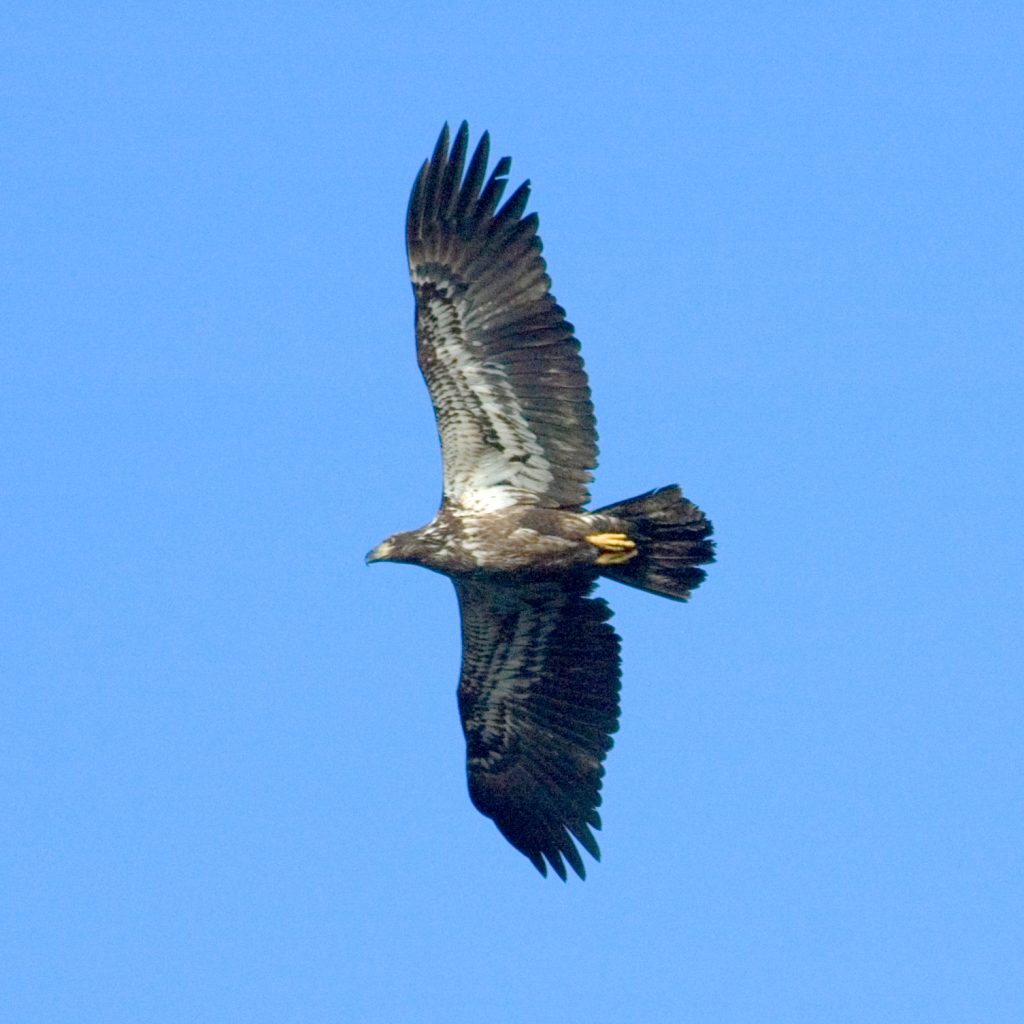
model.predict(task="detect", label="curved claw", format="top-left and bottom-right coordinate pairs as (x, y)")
top-left (586, 532), bottom-right (638, 565)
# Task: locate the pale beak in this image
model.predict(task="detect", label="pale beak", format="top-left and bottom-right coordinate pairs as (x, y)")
top-left (365, 540), bottom-right (393, 564)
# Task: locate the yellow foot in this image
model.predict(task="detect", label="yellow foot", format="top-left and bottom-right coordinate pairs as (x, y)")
top-left (596, 550), bottom-right (638, 565)
top-left (585, 532), bottom-right (636, 552)
top-left (585, 532), bottom-right (638, 565)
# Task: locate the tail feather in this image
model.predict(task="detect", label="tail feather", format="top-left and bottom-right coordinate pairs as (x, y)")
top-left (594, 485), bottom-right (714, 601)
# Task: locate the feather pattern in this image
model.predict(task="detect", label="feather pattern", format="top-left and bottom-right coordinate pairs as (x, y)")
top-left (407, 122), bottom-right (598, 513)
top-left (454, 577), bottom-right (621, 880)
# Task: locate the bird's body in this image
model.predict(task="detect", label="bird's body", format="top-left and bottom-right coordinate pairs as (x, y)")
top-left (367, 123), bottom-right (714, 879)
top-left (370, 504), bottom-right (629, 576)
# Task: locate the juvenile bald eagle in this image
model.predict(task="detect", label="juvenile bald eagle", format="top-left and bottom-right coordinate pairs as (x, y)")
top-left (367, 123), bottom-right (714, 880)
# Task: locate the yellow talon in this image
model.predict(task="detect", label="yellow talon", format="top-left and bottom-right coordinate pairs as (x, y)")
top-left (596, 549), bottom-right (638, 565)
top-left (585, 532), bottom-right (636, 553)
top-left (586, 532), bottom-right (638, 564)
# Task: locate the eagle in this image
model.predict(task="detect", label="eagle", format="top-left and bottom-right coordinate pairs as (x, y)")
top-left (367, 123), bottom-right (714, 879)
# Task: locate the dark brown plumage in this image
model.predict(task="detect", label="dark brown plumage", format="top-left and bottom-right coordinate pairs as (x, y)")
top-left (367, 123), bottom-right (714, 879)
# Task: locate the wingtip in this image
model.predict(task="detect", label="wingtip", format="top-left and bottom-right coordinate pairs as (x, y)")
top-left (528, 851), bottom-right (548, 878)
top-left (432, 121), bottom-right (472, 158)
top-left (548, 849), bottom-right (569, 882)
top-left (432, 122), bottom-right (451, 160)
top-left (572, 822), bottom-right (602, 863)
top-left (492, 154), bottom-right (512, 180)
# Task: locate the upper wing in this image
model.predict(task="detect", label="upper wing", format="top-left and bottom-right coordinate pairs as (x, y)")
top-left (453, 577), bottom-right (621, 880)
top-left (407, 122), bottom-right (598, 513)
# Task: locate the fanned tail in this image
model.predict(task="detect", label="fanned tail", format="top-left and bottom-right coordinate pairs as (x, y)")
top-left (594, 485), bottom-right (714, 601)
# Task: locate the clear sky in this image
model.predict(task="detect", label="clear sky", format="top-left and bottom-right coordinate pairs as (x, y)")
top-left (4, 4), bottom-right (1022, 1022)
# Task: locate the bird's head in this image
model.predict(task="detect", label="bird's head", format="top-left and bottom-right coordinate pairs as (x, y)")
top-left (365, 529), bottom-right (429, 567)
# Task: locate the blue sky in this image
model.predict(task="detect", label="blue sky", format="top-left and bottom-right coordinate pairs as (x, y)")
top-left (3, 3), bottom-right (1022, 1021)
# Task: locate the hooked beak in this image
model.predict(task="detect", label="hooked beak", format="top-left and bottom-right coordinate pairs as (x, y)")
top-left (365, 540), bottom-right (394, 565)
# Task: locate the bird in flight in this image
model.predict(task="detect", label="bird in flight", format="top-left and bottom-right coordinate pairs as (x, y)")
top-left (367, 123), bottom-right (714, 879)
